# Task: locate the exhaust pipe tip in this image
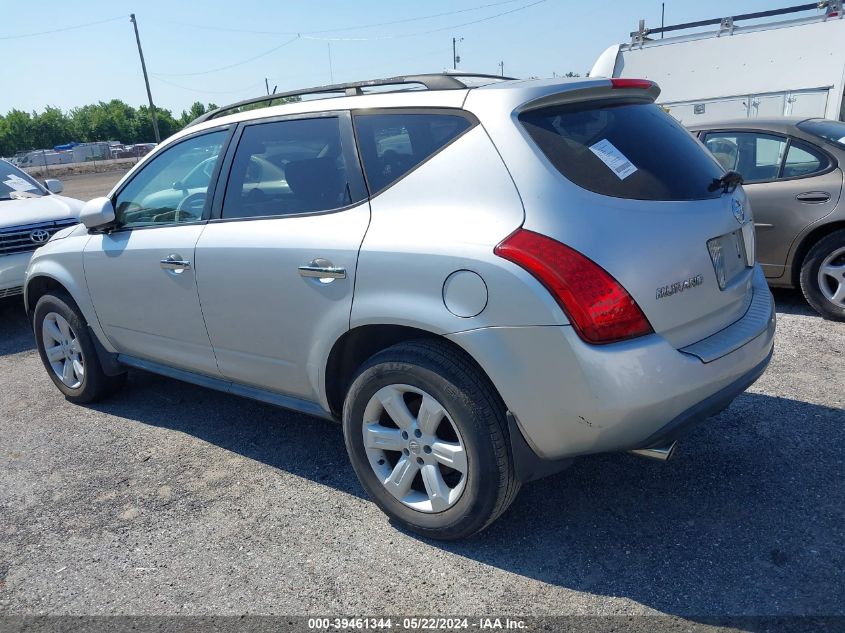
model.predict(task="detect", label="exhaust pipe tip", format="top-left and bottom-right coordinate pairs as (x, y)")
top-left (627, 441), bottom-right (677, 462)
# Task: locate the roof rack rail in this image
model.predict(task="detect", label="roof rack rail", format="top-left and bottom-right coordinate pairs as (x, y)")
top-left (188, 73), bottom-right (515, 127)
top-left (630, 1), bottom-right (842, 44)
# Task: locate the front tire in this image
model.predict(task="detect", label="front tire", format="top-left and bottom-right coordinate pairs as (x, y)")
top-left (33, 293), bottom-right (126, 403)
top-left (342, 340), bottom-right (519, 540)
top-left (800, 229), bottom-right (845, 321)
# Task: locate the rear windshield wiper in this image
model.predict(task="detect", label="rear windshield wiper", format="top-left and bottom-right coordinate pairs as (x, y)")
top-left (708, 170), bottom-right (743, 194)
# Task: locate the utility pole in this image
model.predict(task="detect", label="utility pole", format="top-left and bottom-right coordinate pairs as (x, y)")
top-left (130, 14), bottom-right (160, 143)
top-left (265, 78), bottom-right (270, 95)
top-left (452, 36), bottom-right (463, 70)
top-left (328, 43), bottom-right (334, 83)
top-left (498, 61), bottom-right (504, 77)
top-left (661, 3), bottom-right (665, 38)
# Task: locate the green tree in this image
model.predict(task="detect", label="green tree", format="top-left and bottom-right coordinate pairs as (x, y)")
top-left (3, 109), bottom-right (36, 153)
top-left (31, 106), bottom-right (72, 149)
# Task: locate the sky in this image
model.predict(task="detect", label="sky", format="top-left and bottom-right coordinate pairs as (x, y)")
top-left (1, 0), bottom-right (798, 117)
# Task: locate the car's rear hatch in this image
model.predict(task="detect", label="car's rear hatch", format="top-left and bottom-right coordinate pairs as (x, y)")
top-left (471, 79), bottom-right (758, 348)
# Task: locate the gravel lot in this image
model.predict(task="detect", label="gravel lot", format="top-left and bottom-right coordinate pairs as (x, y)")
top-left (1, 172), bottom-right (843, 624)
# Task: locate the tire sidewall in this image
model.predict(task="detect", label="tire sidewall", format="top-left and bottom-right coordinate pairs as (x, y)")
top-left (34, 294), bottom-right (97, 400)
top-left (343, 359), bottom-right (503, 539)
top-left (800, 230), bottom-right (845, 321)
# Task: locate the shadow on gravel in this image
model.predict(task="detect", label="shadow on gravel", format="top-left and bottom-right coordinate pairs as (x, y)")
top-left (88, 369), bottom-right (367, 500)
top-left (3, 288), bottom-right (842, 618)
top-left (435, 393), bottom-right (845, 620)
top-left (771, 287), bottom-right (818, 317)
top-left (89, 362), bottom-right (844, 619)
top-left (0, 298), bottom-right (34, 355)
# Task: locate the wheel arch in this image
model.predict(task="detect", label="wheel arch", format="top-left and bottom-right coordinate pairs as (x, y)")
top-left (24, 266), bottom-right (114, 354)
top-left (789, 220), bottom-right (845, 286)
top-left (323, 324), bottom-right (502, 420)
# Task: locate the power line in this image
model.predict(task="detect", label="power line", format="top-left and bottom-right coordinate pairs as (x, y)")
top-left (149, 1), bottom-right (524, 37)
top-left (301, 0), bottom-right (547, 41)
top-left (153, 1), bottom-right (544, 78)
top-left (151, 75), bottom-right (265, 95)
top-left (0, 15), bottom-right (124, 40)
top-left (154, 35), bottom-right (300, 77)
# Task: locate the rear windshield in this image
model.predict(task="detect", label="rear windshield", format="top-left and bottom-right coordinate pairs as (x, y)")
top-left (519, 101), bottom-right (725, 201)
top-left (797, 119), bottom-right (845, 149)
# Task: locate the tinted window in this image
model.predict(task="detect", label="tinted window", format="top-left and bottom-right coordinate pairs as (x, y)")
top-left (354, 112), bottom-right (472, 193)
top-left (782, 141), bottom-right (829, 178)
top-left (222, 117), bottom-right (355, 219)
top-left (114, 130), bottom-right (227, 228)
top-left (797, 119), bottom-right (845, 148)
top-left (703, 132), bottom-right (786, 182)
top-left (520, 102), bottom-right (724, 201)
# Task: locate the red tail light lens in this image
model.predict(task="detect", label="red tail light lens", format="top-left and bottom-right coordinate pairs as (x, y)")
top-left (610, 78), bottom-right (654, 90)
top-left (494, 229), bottom-right (653, 344)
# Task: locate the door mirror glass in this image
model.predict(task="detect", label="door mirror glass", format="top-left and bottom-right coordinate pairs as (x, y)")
top-left (44, 178), bottom-right (64, 194)
top-left (80, 197), bottom-right (116, 229)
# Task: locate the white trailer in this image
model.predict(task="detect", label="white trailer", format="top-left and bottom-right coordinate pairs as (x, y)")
top-left (590, 2), bottom-right (845, 124)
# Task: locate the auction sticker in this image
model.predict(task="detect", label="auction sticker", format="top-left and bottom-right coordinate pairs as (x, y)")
top-left (589, 139), bottom-right (637, 180)
top-left (3, 175), bottom-right (37, 191)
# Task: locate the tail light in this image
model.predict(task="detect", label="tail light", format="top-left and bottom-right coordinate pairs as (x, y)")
top-left (494, 229), bottom-right (653, 344)
top-left (610, 78), bottom-right (654, 90)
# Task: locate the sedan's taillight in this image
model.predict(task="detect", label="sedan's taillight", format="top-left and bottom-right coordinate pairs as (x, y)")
top-left (494, 229), bottom-right (653, 344)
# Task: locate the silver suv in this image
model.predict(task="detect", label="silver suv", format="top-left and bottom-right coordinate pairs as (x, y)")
top-left (25, 74), bottom-right (776, 539)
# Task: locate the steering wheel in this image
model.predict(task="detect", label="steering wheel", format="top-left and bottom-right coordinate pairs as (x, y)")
top-left (175, 192), bottom-right (206, 222)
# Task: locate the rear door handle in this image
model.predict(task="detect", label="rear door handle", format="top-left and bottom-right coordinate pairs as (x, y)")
top-left (796, 191), bottom-right (831, 203)
top-left (160, 254), bottom-right (192, 271)
top-left (298, 258), bottom-right (346, 280)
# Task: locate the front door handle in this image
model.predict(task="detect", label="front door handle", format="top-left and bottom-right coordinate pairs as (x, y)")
top-left (298, 258), bottom-right (347, 280)
top-left (160, 254), bottom-right (192, 271)
top-left (796, 191), bottom-right (831, 203)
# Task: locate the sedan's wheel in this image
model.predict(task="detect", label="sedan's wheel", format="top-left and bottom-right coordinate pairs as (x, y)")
top-left (800, 229), bottom-right (845, 321)
top-left (362, 384), bottom-right (468, 513)
top-left (41, 312), bottom-right (85, 389)
top-left (34, 292), bottom-right (127, 403)
top-left (343, 340), bottom-right (519, 540)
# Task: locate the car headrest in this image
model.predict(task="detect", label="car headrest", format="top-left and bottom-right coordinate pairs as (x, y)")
top-left (284, 157), bottom-right (346, 211)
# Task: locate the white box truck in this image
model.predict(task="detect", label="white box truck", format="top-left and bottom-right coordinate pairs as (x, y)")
top-left (590, 2), bottom-right (845, 124)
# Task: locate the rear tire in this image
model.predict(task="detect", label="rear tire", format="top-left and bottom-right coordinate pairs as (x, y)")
top-left (800, 229), bottom-right (845, 321)
top-left (342, 339), bottom-right (519, 540)
top-left (33, 293), bottom-right (127, 403)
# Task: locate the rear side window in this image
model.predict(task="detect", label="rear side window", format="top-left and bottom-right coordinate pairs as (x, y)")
top-left (222, 117), bottom-right (360, 219)
top-left (354, 112), bottom-right (473, 194)
top-left (519, 102), bottom-right (724, 201)
top-left (782, 141), bottom-right (829, 178)
top-left (703, 132), bottom-right (787, 181)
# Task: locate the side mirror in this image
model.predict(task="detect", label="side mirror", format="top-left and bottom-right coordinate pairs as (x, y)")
top-left (80, 197), bottom-right (116, 230)
top-left (44, 178), bottom-right (64, 194)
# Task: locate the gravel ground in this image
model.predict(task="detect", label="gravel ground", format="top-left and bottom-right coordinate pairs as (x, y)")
top-left (1, 173), bottom-right (844, 625)
top-left (0, 290), bottom-right (842, 623)
top-left (57, 170), bottom-right (127, 202)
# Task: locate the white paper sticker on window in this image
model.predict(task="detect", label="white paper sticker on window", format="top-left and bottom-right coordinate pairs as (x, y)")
top-left (3, 175), bottom-right (37, 192)
top-left (589, 139), bottom-right (638, 180)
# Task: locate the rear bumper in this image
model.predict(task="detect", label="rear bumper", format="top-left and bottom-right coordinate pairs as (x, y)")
top-left (447, 266), bottom-right (776, 460)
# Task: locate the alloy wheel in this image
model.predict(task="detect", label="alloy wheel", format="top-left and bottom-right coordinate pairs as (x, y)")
top-left (818, 246), bottom-right (845, 308)
top-left (42, 312), bottom-right (84, 389)
top-left (362, 384), bottom-right (468, 513)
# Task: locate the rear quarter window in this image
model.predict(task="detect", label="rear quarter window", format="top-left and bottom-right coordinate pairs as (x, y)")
top-left (519, 102), bottom-right (725, 201)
